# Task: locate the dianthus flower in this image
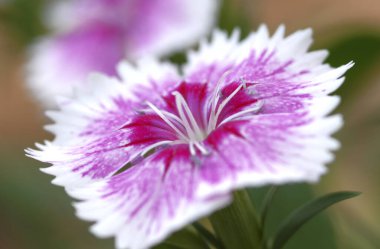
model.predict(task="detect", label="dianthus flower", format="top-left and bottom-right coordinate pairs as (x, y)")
top-left (27, 26), bottom-right (353, 249)
top-left (26, 0), bottom-right (219, 106)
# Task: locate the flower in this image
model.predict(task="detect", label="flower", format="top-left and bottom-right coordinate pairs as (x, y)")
top-left (26, 0), bottom-right (219, 106)
top-left (26, 25), bottom-right (353, 249)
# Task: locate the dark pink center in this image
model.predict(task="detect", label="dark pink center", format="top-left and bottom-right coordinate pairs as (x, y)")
top-left (122, 80), bottom-right (262, 157)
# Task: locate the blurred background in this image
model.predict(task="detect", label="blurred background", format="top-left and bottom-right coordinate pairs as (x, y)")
top-left (0, 0), bottom-right (379, 248)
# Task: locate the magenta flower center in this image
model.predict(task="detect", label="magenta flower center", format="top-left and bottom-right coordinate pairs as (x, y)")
top-left (124, 76), bottom-right (263, 157)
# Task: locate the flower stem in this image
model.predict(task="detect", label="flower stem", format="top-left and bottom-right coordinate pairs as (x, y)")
top-left (210, 190), bottom-right (261, 249)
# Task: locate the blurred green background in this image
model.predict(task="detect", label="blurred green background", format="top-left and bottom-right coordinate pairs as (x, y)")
top-left (0, 0), bottom-right (379, 248)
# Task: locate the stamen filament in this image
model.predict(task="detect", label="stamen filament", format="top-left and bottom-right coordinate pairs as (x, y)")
top-left (218, 100), bottom-right (263, 127)
top-left (189, 142), bottom-right (208, 156)
top-left (146, 101), bottom-right (189, 142)
top-left (189, 142), bottom-right (196, 156)
top-left (141, 140), bottom-right (177, 156)
top-left (194, 142), bottom-right (209, 155)
top-left (145, 76), bottom-right (263, 157)
top-left (207, 70), bottom-right (232, 131)
top-left (173, 91), bottom-right (204, 141)
top-left (208, 83), bottom-right (244, 132)
top-left (158, 110), bottom-right (185, 125)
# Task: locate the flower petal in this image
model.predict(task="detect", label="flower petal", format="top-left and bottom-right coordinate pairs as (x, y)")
top-left (47, 0), bottom-right (219, 58)
top-left (197, 109), bottom-right (342, 198)
top-left (26, 22), bottom-right (125, 106)
top-left (184, 27), bottom-right (353, 115)
top-left (124, 0), bottom-right (220, 58)
top-left (26, 74), bottom-right (138, 187)
top-left (116, 57), bottom-right (180, 103)
top-left (69, 146), bottom-right (230, 249)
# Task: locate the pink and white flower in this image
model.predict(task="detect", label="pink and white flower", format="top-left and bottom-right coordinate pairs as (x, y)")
top-left (27, 25), bottom-right (353, 249)
top-left (26, 0), bottom-right (219, 106)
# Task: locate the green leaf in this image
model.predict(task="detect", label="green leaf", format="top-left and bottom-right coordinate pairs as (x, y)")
top-left (193, 222), bottom-right (224, 249)
top-left (210, 190), bottom-right (261, 249)
top-left (153, 227), bottom-right (210, 249)
top-left (259, 186), bottom-right (278, 248)
top-left (260, 186), bottom-right (278, 226)
top-left (271, 191), bottom-right (361, 249)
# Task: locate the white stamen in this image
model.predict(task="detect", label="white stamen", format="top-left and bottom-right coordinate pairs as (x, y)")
top-left (215, 84), bottom-right (244, 121)
top-left (144, 75), bottom-right (263, 157)
top-left (173, 91), bottom-right (204, 141)
top-left (206, 70), bottom-right (233, 130)
top-left (241, 77), bottom-right (247, 89)
top-left (147, 99), bottom-right (209, 157)
top-left (146, 101), bottom-right (188, 142)
top-left (189, 141), bottom-right (209, 156)
top-left (189, 142), bottom-right (196, 156)
top-left (194, 142), bottom-right (209, 155)
top-left (138, 107), bottom-right (183, 124)
top-left (158, 110), bottom-right (184, 125)
top-left (218, 100), bottom-right (264, 126)
top-left (141, 140), bottom-right (177, 156)
top-left (208, 83), bottom-right (244, 132)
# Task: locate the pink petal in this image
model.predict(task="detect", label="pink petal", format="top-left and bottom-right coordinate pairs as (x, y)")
top-left (70, 146), bottom-right (230, 249)
top-left (27, 21), bottom-right (125, 106)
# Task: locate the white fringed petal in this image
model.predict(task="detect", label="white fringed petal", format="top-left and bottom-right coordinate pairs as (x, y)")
top-left (68, 148), bottom-right (231, 249)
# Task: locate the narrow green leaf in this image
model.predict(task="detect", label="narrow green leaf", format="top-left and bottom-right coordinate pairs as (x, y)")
top-left (271, 191), bottom-right (361, 249)
top-left (193, 222), bottom-right (224, 249)
top-left (260, 186), bottom-right (278, 226)
top-left (210, 190), bottom-right (261, 249)
top-left (260, 186), bottom-right (278, 249)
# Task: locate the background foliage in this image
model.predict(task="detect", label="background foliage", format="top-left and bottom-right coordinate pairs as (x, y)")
top-left (0, 0), bottom-right (379, 248)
